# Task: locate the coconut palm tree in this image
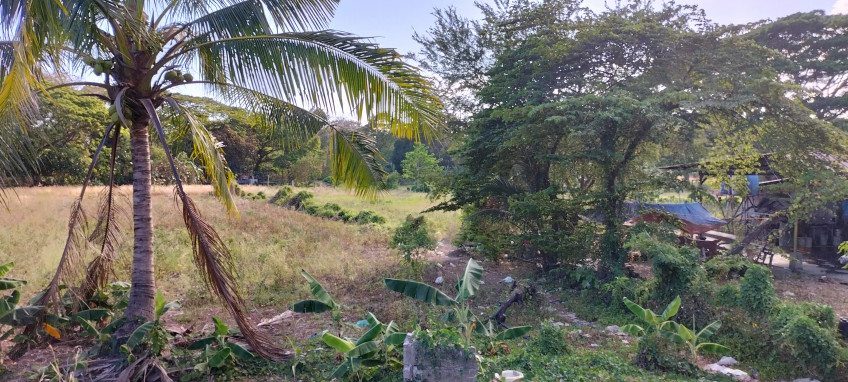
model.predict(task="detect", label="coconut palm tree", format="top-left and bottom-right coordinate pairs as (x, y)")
top-left (0, 0), bottom-right (441, 359)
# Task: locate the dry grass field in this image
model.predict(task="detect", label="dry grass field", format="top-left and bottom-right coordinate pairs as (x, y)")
top-left (0, 185), bottom-right (460, 311)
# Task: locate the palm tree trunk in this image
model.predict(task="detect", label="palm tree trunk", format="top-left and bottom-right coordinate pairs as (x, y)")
top-left (123, 118), bottom-right (156, 326)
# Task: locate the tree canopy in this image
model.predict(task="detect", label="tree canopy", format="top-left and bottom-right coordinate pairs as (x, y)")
top-left (421, 0), bottom-right (848, 277)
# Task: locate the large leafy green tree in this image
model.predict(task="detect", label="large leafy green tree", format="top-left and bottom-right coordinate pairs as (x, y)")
top-left (0, 0), bottom-right (441, 358)
top-left (748, 11), bottom-right (848, 123)
top-left (400, 142), bottom-right (442, 189)
top-left (425, 0), bottom-right (848, 277)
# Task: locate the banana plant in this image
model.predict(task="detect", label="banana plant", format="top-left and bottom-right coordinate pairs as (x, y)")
top-left (120, 290), bottom-right (180, 361)
top-left (620, 295), bottom-right (681, 337)
top-left (663, 321), bottom-right (729, 362)
top-left (187, 317), bottom-right (256, 375)
top-left (474, 320), bottom-right (534, 355)
top-left (0, 262), bottom-right (47, 343)
top-left (320, 312), bottom-right (406, 379)
top-left (290, 269), bottom-right (343, 335)
top-left (384, 258), bottom-right (531, 346)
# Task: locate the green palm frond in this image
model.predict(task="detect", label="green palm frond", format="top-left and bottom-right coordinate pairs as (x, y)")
top-left (0, 41), bottom-right (42, 194)
top-left (180, 0), bottom-right (270, 40)
top-left (206, 82), bottom-right (328, 152)
top-left (255, 0), bottom-right (338, 31)
top-left (329, 127), bottom-right (386, 197)
top-left (156, 0), bottom-right (337, 32)
top-left (163, 97), bottom-right (237, 213)
top-left (188, 31), bottom-right (442, 142)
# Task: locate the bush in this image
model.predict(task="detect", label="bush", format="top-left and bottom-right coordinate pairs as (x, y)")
top-left (771, 302), bottom-right (836, 331)
top-left (352, 210), bottom-right (387, 225)
top-left (529, 322), bottom-right (570, 356)
top-left (408, 183), bottom-right (431, 193)
top-left (713, 283), bottom-right (740, 308)
top-left (287, 191), bottom-right (314, 210)
top-left (384, 171), bottom-right (400, 190)
top-left (625, 232), bottom-right (698, 306)
top-left (676, 271), bottom-right (716, 328)
top-left (454, 207), bottom-right (513, 261)
top-left (634, 335), bottom-right (696, 375)
top-left (601, 277), bottom-right (651, 314)
top-left (780, 315), bottom-right (839, 377)
top-left (705, 255), bottom-right (753, 280)
top-left (738, 265), bottom-right (776, 317)
top-left (390, 215), bottom-right (437, 265)
top-left (269, 186), bottom-right (293, 205)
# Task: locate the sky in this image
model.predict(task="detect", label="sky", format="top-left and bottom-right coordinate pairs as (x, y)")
top-left (329, 0), bottom-right (844, 56)
top-left (175, 0), bottom-right (845, 101)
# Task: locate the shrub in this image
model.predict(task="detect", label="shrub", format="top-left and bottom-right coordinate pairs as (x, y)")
top-left (269, 186), bottom-right (293, 205)
top-left (302, 201), bottom-right (319, 215)
top-left (383, 171), bottom-right (400, 190)
top-left (529, 322), bottom-right (570, 356)
top-left (738, 265), bottom-right (776, 317)
top-left (455, 207), bottom-right (512, 261)
top-left (408, 183), bottom-right (431, 193)
top-left (352, 210), bottom-right (387, 225)
top-left (390, 215), bottom-right (437, 265)
top-left (705, 255), bottom-right (753, 280)
top-left (676, 271), bottom-right (716, 328)
top-left (634, 335), bottom-right (695, 375)
top-left (232, 184), bottom-right (245, 197)
top-left (713, 283), bottom-right (740, 308)
top-left (601, 277), bottom-right (651, 314)
top-left (780, 315), bottom-right (839, 377)
top-left (625, 232), bottom-right (698, 306)
top-left (287, 191), bottom-right (314, 210)
top-left (771, 302), bottom-right (836, 331)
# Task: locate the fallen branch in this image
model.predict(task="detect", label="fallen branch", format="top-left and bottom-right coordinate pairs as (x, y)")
top-left (489, 282), bottom-right (536, 329)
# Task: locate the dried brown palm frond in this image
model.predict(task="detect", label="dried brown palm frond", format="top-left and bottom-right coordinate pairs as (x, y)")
top-left (37, 123), bottom-right (117, 311)
top-left (174, 188), bottom-right (285, 359)
top-left (116, 355), bottom-right (173, 382)
top-left (144, 99), bottom-right (286, 360)
top-left (83, 126), bottom-right (129, 299)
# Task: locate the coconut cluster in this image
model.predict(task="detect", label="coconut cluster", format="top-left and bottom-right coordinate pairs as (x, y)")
top-left (165, 70), bottom-right (193, 84)
top-left (83, 57), bottom-right (113, 75)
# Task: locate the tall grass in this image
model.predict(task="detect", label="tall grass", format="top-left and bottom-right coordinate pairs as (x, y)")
top-left (0, 185), bottom-right (460, 311)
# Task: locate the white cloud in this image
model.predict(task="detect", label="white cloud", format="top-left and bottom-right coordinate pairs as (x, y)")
top-left (833, 0), bottom-right (848, 14)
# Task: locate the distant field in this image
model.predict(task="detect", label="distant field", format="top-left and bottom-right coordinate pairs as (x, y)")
top-left (0, 185), bottom-right (460, 308)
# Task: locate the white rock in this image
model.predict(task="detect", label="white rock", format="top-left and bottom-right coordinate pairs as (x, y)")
top-left (704, 364), bottom-right (752, 381)
top-left (258, 310), bottom-right (295, 327)
top-left (435, 276), bottom-right (444, 285)
top-left (552, 322), bottom-right (565, 327)
top-left (605, 325), bottom-right (620, 334)
top-left (502, 276), bottom-right (514, 283)
top-left (590, 343), bottom-right (599, 348)
top-left (480, 280), bottom-right (485, 285)
top-left (717, 356), bottom-right (738, 366)
top-left (449, 262), bottom-right (456, 267)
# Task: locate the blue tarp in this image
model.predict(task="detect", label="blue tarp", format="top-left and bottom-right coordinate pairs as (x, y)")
top-left (624, 202), bottom-right (727, 234)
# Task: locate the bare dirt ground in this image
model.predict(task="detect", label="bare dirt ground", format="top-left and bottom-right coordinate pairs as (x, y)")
top-left (772, 268), bottom-right (848, 318)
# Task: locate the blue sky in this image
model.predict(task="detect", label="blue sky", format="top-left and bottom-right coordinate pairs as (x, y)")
top-left (329, 0), bottom-right (842, 56)
top-left (173, 0), bottom-right (843, 100)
